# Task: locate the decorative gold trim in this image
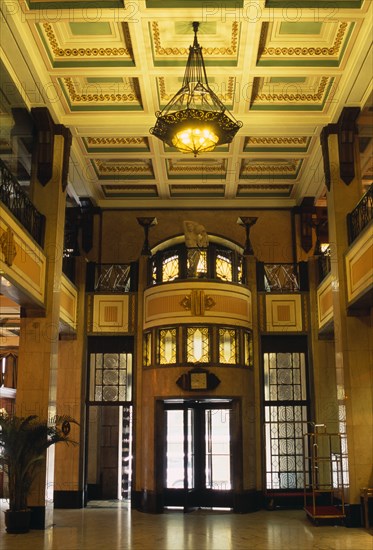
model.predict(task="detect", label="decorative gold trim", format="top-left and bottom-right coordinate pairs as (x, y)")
top-left (151, 21), bottom-right (239, 56)
top-left (168, 160), bottom-right (225, 173)
top-left (204, 295), bottom-right (216, 310)
top-left (63, 78), bottom-right (138, 103)
top-left (239, 184), bottom-right (292, 191)
top-left (179, 291), bottom-right (215, 315)
top-left (242, 161), bottom-right (298, 174)
top-left (246, 137), bottom-right (307, 145)
top-left (180, 295), bottom-right (191, 310)
top-left (0, 227), bottom-right (17, 267)
top-left (87, 137), bottom-right (147, 146)
top-left (261, 22), bottom-right (348, 57)
top-left (42, 23), bottom-right (131, 57)
top-left (95, 159), bottom-right (152, 174)
top-left (254, 77), bottom-right (329, 102)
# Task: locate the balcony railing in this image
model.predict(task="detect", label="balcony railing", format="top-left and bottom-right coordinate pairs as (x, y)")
top-left (257, 262), bottom-right (308, 292)
top-left (86, 262), bottom-right (138, 293)
top-left (0, 159), bottom-right (45, 247)
top-left (347, 183), bottom-right (373, 245)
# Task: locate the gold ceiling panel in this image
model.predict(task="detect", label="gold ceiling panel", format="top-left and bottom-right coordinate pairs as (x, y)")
top-left (102, 185), bottom-right (159, 198)
top-left (237, 184), bottom-right (293, 197)
top-left (250, 76), bottom-right (335, 111)
top-left (149, 21), bottom-right (240, 66)
top-left (35, 21), bottom-right (134, 67)
top-left (92, 159), bottom-right (155, 180)
top-left (240, 159), bottom-right (302, 179)
top-left (257, 21), bottom-right (354, 67)
top-left (166, 158), bottom-right (227, 180)
top-left (83, 137), bottom-right (150, 153)
top-left (58, 76), bottom-right (142, 111)
top-left (244, 137), bottom-right (311, 153)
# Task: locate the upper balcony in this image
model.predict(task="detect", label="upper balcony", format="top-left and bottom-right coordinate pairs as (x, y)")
top-left (149, 243), bottom-right (245, 286)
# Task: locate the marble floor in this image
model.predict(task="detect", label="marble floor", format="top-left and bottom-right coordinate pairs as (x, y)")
top-left (0, 500), bottom-right (372, 550)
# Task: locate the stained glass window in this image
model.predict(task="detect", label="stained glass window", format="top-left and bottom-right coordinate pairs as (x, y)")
top-left (89, 353), bottom-right (132, 402)
top-left (263, 352), bottom-right (308, 490)
top-left (162, 252), bottom-right (179, 282)
top-left (158, 328), bottom-right (177, 364)
top-left (216, 250), bottom-right (233, 282)
top-left (218, 328), bottom-right (237, 364)
top-left (244, 331), bottom-right (253, 367)
top-left (143, 332), bottom-right (152, 367)
top-left (187, 327), bottom-right (209, 363)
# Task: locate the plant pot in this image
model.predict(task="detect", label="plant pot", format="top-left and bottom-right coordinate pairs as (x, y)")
top-left (4, 509), bottom-right (31, 534)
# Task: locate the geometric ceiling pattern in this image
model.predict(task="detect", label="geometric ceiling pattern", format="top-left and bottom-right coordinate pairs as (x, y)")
top-left (1, 0), bottom-right (372, 208)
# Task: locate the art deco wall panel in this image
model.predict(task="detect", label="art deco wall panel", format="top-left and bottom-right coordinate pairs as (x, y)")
top-left (317, 273), bottom-right (334, 331)
top-left (89, 294), bottom-right (132, 334)
top-left (265, 294), bottom-right (303, 332)
top-left (0, 206), bottom-right (46, 306)
top-left (345, 223), bottom-right (373, 305)
top-left (60, 274), bottom-right (78, 332)
top-left (144, 282), bottom-right (252, 329)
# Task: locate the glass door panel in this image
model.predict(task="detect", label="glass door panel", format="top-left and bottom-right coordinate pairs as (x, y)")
top-left (166, 410), bottom-right (184, 489)
top-left (205, 409), bottom-right (231, 490)
top-left (163, 401), bottom-right (233, 508)
top-left (187, 408), bottom-right (194, 489)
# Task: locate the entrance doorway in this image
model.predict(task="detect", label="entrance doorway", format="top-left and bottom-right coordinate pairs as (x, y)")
top-left (158, 400), bottom-right (236, 510)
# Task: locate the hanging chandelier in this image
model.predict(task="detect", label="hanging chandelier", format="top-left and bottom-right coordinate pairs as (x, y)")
top-left (150, 22), bottom-right (242, 157)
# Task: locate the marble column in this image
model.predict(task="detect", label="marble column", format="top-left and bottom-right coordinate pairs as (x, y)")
top-left (321, 108), bottom-right (373, 511)
top-left (54, 257), bottom-right (87, 509)
top-left (15, 108), bottom-right (72, 528)
top-left (307, 257), bottom-right (338, 431)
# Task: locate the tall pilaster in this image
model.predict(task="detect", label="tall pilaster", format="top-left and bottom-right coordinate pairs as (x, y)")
top-left (15, 108), bottom-right (72, 528)
top-left (320, 107), bottom-right (372, 512)
top-left (54, 257), bottom-right (87, 509)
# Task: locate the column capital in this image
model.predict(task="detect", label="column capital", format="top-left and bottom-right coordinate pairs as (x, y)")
top-left (31, 107), bottom-right (72, 191)
top-left (320, 106), bottom-right (360, 190)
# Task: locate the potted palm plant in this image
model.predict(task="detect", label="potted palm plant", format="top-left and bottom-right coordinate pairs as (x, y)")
top-left (0, 409), bottom-right (78, 533)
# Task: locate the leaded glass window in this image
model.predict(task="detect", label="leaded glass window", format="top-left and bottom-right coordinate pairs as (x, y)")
top-left (187, 327), bottom-right (209, 363)
top-left (89, 353), bottom-right (132, 402)
top-left (244, 331), bottom-right (253, 367)
top-left (263, 351), bottom-right (308, 490)
top-left (162, 252), bottom-right (179, 282)
top-left (216, 250), bottom-right (233, 282)
top-left (218, 328), bottom-right (237, 364)
top-left (143, 332), bottom-right (152, 367)
top-left (264, 353), bottom-right (307, 402)
top-left (158, 328), bottom-right (177, 364)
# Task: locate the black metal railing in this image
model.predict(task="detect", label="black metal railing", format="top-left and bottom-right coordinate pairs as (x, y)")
top-left (318, 245), bottom-right (331, 283)
top-left (257, 262), bottom-right (308, 292)
top-left (347, 183), bottom-right (373, 244)
top-left (86, 262), bottom-right (138, 293)
top-left (0, 159), bottom-right (45, 246)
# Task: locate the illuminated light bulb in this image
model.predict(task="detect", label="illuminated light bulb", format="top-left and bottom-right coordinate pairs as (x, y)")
top-left (172, 126), bottom-right (219, 156)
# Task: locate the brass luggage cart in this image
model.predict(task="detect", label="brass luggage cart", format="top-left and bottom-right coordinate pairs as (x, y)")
top-left (303, 425), bottom-right (345, 523)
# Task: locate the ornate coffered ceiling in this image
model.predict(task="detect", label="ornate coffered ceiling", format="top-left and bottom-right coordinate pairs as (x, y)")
top-left (0, 0), bottom-right (372, 208)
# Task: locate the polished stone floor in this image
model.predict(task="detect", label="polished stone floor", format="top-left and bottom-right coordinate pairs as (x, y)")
top-left (0, 500), bottom-right (372, 550)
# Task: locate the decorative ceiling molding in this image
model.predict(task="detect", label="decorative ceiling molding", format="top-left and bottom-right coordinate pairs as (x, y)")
top-left (36, 22), bottom-right (134, 67)
top-left (59, 77), bottom-right (143, 111)
top-left (258, 21), bottom-right (352, 66)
